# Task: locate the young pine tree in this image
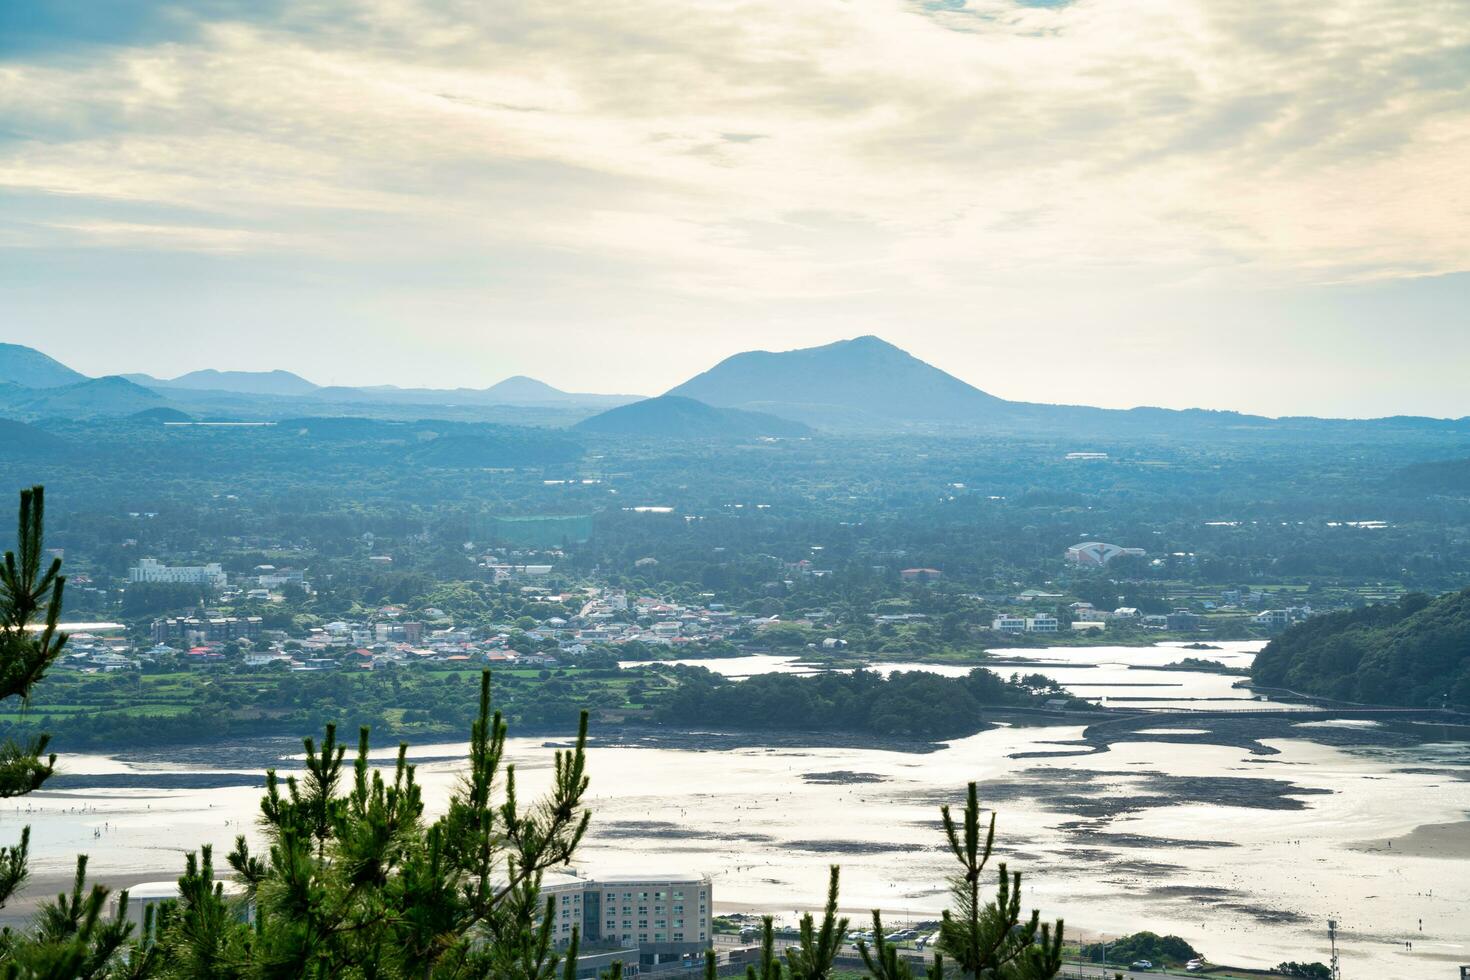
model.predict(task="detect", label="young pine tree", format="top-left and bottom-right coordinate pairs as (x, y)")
top-left (0, 487), bottom-right (69, 909)
top-left (935, 782), bottom-right (1064, 979)
top-left (209, 668), bottom-right (591, 979)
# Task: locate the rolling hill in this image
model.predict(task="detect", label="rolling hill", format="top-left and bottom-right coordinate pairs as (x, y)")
top-left (344, 377), bottom-right (637, 408)
top-left (0, 376), bottom-right (169, 419)
top-left (574, 395), bottom-right (812, 438)
top-left (125, 368), bottom-right (320, 396)
top-left (0, 343), bottom-right (89, 388)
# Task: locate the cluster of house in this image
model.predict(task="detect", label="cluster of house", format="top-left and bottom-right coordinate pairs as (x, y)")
top-left (990, 602), bottom-right (1157, 634)
top-left (137, 611), bottom-right (564, 672)
top-left (93, 583), bottom-right (767, 672)
top-left (56, 627), bottom-right (136, 672)
top-left (986, 586), bottom-right (1322, 636)
top-left (557, 589), bottom-right (757, 652)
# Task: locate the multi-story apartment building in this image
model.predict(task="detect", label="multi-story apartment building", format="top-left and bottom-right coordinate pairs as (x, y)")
top-left (541, 871), bottom-right (712, 969)
top-left (150, 616), bottom-right (263, 644)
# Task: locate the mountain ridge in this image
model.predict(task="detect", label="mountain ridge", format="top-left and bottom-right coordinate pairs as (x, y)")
top-left (124, 368), bottom-right (320, 397)
top-left (3, 340), bottom-right (1466, 435)
top-left (664, 335), bottom-right (1470, 435)
top-left (0, 343), bottom-right (90, 388)
top-left (574, 395), bottom-right (812, 438)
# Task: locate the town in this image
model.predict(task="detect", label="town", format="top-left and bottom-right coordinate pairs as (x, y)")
top-left (55, 546), bottom-right (1334, 676)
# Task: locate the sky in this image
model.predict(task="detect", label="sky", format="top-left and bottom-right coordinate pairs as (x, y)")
top-left (1, 0), bottom-right (1468, 418)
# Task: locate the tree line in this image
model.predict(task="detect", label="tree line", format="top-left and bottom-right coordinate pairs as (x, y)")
top-left (655, 665), bottom-right (1083, 741)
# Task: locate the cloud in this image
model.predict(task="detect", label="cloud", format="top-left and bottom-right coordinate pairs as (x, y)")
top-left (0, 0), bottom-right (1466, 344)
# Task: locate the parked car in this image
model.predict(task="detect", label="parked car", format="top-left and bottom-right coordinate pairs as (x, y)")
top-left (1186, 959), bottom-right (1205, 972)
top-left (1131, 960), bottom-right (1153, 971)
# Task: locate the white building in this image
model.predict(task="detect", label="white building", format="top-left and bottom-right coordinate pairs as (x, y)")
top-left (1025, 615), bottom-right (1059, 633)
top-left (991, 615), bottom-right (1027, 634)
top-left (129, 558), bottom-right (227, 590)
top-left (1064, 542), bottom-right (1146, 567)
top-left (1253, 608), bottom-right (1307, 629)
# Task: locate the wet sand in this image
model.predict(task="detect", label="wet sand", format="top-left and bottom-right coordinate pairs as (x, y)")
top-left (1350, 819), bottom-right (1470, 859)
top-left (0, 869), bottom-right (164, 925)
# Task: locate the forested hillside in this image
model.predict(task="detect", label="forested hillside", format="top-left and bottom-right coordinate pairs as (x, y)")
top-left (1251, 589), bottom-right (1470, 707)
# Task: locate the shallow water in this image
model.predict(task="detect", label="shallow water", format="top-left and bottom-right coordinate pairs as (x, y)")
top-left (16, 644), bottom-right (1470, 977)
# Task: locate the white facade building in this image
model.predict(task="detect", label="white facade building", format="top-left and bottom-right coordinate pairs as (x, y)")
top-left (991, 615), bottom-right (1027, 634)
top-left (129, 558), bottom-right (227, 590)
top-left (1064, 542), bottom-right (1146, 567)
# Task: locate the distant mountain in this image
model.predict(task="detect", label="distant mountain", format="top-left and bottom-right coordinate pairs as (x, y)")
top-left (4, 345), bottom-right (636, 415)
top-left (1251, 589), bottom-right (1470, 708)
top-left (666, 335), bottom-right (1006, 426)
top-left (126, 368), bottom-right (319, 397)
top-left (575, 395), bottom-right (812, 438)
top-left (0, 376), bottom-right (168, 419)
top-left (665, 335), bottom-right (1470, 438)
top-left (484, 375), bottom-right (588, 404)
top-left (0, 344), bottom-right (89, 388)
top-left (348, 377), bottom-right (638, 408)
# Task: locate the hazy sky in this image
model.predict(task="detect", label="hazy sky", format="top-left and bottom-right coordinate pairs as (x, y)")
top-left (2, 0), bottom-right (1468, 417)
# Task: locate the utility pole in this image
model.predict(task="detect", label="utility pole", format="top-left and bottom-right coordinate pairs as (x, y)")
top-left (1328, 919), bottom-right (1340, 980)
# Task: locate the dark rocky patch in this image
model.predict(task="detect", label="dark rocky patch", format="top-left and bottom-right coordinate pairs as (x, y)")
top-left (787, 840), bottom-right (931, 855)
top-left (595, 820), bottom-right (774, 844)
top-left (802, 771), bottom-right (890, 784)
top-left (1073, 831), bottom-right (1238, 850)
top-left (1147, 884), bottom-right (1240, 899)
top-left (1218, 902), bottom-right (1307, 925)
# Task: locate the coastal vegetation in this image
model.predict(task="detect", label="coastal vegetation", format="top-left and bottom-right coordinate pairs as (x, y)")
top-left (0, 662), bottom-right (644, 751)
top-left (1251, 588), bottom-right (1470, 707)
top-left (0, 659), bottom-right (1080, 752)
top-left (655, 666), bottom-right (1087, 741)
top-left (1078, 932), bottom-right (1198, 968)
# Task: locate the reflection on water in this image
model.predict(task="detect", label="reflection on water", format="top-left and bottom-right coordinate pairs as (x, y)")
top-left (14, 643), bottom-right (1470, 977)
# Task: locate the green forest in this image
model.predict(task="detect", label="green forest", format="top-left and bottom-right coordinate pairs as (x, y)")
top-left (1250, 587), bottom-right (1470, 706)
